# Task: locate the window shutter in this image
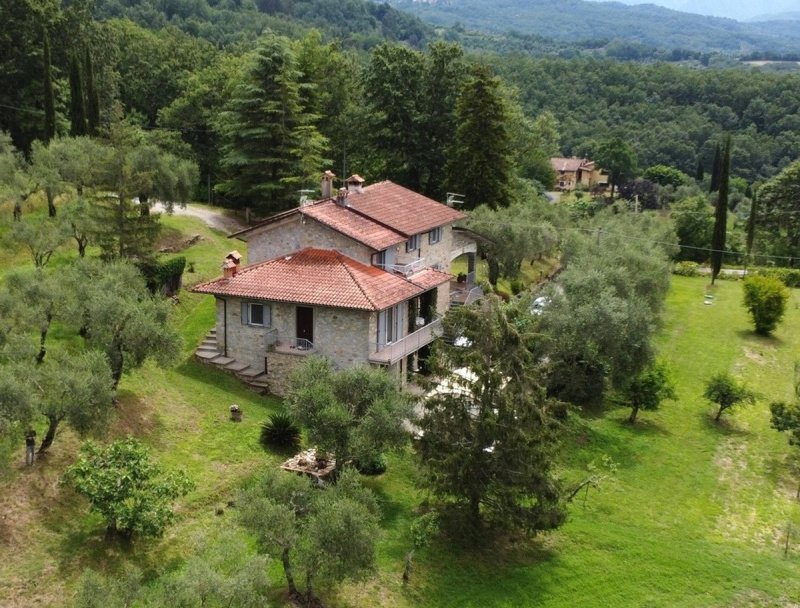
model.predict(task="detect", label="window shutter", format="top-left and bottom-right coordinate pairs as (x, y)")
top-left (241, 301), bottom-right (248, 325)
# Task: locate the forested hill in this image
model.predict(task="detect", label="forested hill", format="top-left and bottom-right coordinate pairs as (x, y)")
top-left (93, 0), bottom-right (433, 48)
top-left (387, 0), bottom-right (800, 54)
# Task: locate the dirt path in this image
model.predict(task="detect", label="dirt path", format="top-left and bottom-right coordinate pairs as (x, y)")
top-left (151, 202), bottom-right (247, 234)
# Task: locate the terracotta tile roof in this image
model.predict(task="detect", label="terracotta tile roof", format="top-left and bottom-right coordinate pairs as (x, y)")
top-left (301, 200), bottom-right (406, 250)
top-left (191, 248), bottom-right (427, 311)
top-left (550, 157), bottom-right (594, 172)
top-left (346, 181), bottom-right (464, 236)
top-left (408, 268), bottom-right (452, 291)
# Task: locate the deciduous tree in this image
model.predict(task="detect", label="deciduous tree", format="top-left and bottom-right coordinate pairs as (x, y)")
top-left (64, 437), bottom-right (194, 539)
top-left (285, 357), bottom-right (413, 470)
top-left (623, 361), bottom-right (676, 423)
top-left (704, 372), bottom-right (755, 422)
top-left (238, 467), bottom-right (379, 606)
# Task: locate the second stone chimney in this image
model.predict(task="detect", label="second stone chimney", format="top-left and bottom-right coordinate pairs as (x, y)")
top-left (346, 174), bottom-right (364, 194)
top-left (321, 170), bottom-right (336, 199)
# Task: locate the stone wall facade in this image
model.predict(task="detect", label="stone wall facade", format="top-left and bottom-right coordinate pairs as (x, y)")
top-left (244, 215), bottom-right (373, 265)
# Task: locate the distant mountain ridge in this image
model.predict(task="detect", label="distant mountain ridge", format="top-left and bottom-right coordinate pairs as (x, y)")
top-left (387, 0), bottom-right (800, 54)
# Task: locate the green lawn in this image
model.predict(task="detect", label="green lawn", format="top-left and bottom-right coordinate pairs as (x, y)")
top-left (2, 209), bottom-right (800, 607)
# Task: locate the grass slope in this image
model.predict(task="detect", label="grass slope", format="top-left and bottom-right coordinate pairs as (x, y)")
top-left (2, 207), bottom-right (800, 607)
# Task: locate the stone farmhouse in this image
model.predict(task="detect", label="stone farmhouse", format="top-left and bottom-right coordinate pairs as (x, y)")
top-left (550, 157), bottom-right (609, 192)
top-left (192, 173), bottom-right (480, 395)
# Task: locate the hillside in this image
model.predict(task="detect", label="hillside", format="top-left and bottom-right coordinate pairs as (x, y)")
top-left (387, 0), bottom-right (800, 54)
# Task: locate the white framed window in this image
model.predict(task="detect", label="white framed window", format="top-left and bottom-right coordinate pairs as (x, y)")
top-left (428, 227), bottom-right (442, 245)
top-left (241, 301), bottom-right (271, 327)
top-left (406, 234), bottom-right (420, 253)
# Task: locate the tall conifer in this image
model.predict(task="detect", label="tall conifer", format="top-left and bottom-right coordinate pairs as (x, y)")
top-left (69, 54), bottom-right (87, 136)
top-left (42, 29), bottom-right (56, 142)
top-left (84, 49), bottom-right (100, 135)
top-left (709, 143), bottom-right (721, 193)
top-left (710, 136), bottom-right (731, 284)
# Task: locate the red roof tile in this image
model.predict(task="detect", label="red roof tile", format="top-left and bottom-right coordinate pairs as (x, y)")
top-left (191, 248), bottom-right (427, 311)
top-left (408, 268), bottom-right (452, 291)
top-left (229, 180), bottom-right (465, 246)
top-left (301, 200), bottom-right (406, 250)
top-left (550, 157), bottom-right (594, 172)
top-left (346, 181), bottom-right (464, 236)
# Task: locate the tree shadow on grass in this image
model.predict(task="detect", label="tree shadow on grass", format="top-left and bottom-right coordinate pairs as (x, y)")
top-left (614, 415), bottom-right (672, 437)
top-left (416, 528), bottom-right (561, 607)
top-left (736, 328), bottom-right (783, 347)
top-left (698, 411), bottom-right (752, 437)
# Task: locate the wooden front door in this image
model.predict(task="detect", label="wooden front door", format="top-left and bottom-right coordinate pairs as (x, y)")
top-left (296, 306), bottom-right (314, 345)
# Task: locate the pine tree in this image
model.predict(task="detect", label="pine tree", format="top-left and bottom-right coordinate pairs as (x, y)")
top-left (445, 64), bottom-right (513, 210)
top-left (710, 135), bottom-right (731, 284)
top-left (709, 143), bottom-right (721, 193)
top-left (216, 33), bottom-right (319, 215)
top-left (84, 49), bottom-right (100, 135)
top-left (69, 54), bottom-right (87, 137)
top-left (42, 29), bottom-right (55, 142)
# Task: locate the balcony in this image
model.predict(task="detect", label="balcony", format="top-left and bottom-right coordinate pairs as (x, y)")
top-left (389, 257), bottom-right (426, 277)
top-left (369, 317), bottom-right (442, 365)
top-left (265, 329), bottom-right (315, 356)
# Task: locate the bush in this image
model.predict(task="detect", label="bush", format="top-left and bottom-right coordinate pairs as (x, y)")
top-left (673, 261), bottom-right (700, 276)
top-left (751, 267), bottom-right (800, 288)
top-left (259, 413), bottom-right (300, 451)
top-left (354, 452), bottom-right (387, 475)
top-left (137, 256), bottom-right (186, 296)
top-left (509, 278), bottom-right (525, 295)
top-left (742, 275), bottom-right (789, 335)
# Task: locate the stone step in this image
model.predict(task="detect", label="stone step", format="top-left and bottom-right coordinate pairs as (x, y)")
top-left (196, 349), bottom-right (221, 361)
top-left (247, 376), bottom-right (270, 389)
top-left (225, 361), bottom-right (250, 372)
top-left (207, 329), bottom-right (217, 336)
top-left (212, 356), bottom-right (234, 367)
top-left (200, 339), bottom-right (217, 348)
top-left (237, 367), bottom-right (266, 379)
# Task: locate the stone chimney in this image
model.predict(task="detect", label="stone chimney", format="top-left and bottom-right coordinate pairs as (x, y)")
top-left (346, 174), bottom-right (364, 194)
top-left (226, 250), bottom-right (242, 265)
top-left (336, 187), bottom-right (349, 207)
top-left (321, 170), bottom-right (336, 199)
top-left (222, 259), bottom-right (237, 279)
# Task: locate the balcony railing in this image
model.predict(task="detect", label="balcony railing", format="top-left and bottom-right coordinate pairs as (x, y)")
top-left (266, 331), bottom-right (315, 355)
top-left (369, 317), bottom-right (442, 365)
top-left (389, 257), bottom-right (425, 276)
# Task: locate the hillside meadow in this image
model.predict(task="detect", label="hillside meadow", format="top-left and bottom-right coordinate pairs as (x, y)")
top-left (1, 209), bottom-right (800, 607)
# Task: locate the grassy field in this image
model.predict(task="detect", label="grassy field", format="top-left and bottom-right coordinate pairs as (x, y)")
top-left (2, 209), bottom-right (800, 607)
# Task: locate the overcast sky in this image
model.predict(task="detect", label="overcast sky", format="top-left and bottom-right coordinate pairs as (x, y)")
top-left (595, 0), bottom-right (800, 21)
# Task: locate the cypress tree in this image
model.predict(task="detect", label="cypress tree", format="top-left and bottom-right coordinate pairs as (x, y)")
top-left (85, 49), bottom-right (100, 135)
top-left (745, 188), bottom-right (758, 274)
top-left (709, 143), bottom-right (721, 193)
top-left (710, 136), bottom-right (731, 284)
top-left (42, 29), bottom-right (56, 142)
top-left (69, 54), bottom-right (87, 137)
top-left (695, 157), bottom-right (704, 182)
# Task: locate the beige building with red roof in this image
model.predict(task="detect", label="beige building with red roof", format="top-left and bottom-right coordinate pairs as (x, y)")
top-left (550, 157), bottom-right (609, 192)
top-left (192, 174), bottom-right (479, 395)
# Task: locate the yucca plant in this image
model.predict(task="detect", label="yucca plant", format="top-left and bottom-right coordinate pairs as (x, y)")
top-left (260, 412), bottom-right (301, 451)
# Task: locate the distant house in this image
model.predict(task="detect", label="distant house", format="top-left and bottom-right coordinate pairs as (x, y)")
top-left (550, 157), bottom-right (609, 192)
top-left (192, 173), bottom-right (480, 395)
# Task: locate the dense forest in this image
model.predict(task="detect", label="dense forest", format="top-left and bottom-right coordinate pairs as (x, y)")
top-left (388, 0), bottom-right (800, 54)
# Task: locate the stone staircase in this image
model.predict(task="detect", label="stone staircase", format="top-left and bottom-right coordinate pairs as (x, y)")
top-left (194, 329), bottom-right (271, 394)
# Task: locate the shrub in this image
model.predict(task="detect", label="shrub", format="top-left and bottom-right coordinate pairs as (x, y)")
top-left (751, 267), bottom-right (800, 288)
top-left (355, 453), bottom-right (387, 475)
top-left (673, 261), bottom-right (700, 276)
top-left (742, 275), bottom-right (789, 335)
top-left (259, 412), bottom-right (301, 451)
top-left (509, 279), bottom-right (525, 295)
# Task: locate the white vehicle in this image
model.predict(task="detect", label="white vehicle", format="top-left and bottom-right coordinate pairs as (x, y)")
top-left (530, 296), bottom-right (551, 315)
